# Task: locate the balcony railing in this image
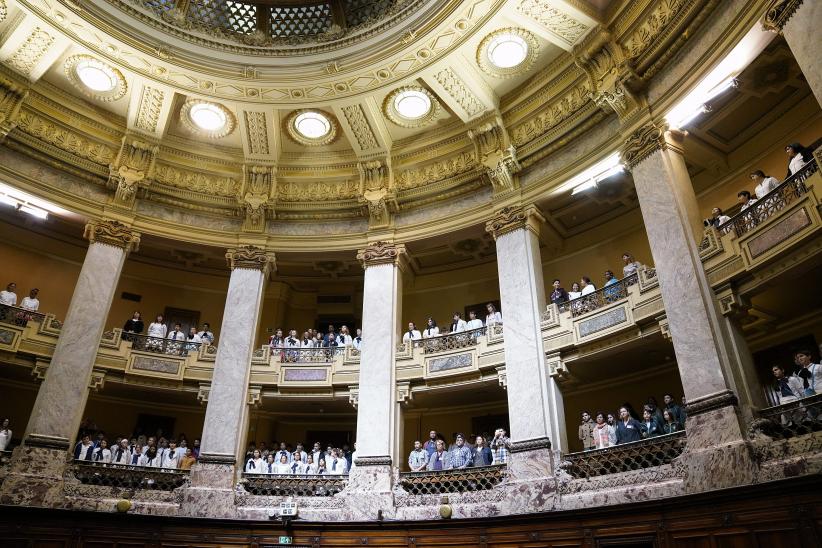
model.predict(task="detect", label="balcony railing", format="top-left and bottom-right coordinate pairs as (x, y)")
top-left (0, 303), bottom-right (47, 327)
top-left (718, 157), bottom-right (818, 237)
top-left (241, 473), bottom-right (347, 496)
top-left (750, 394), bottom-right (822, 440)
top-left (69, 460), bottom-right (190, 490)
top-left (398, 464), bottom-right (506, 495)
top-left (127, 333), bottom-right (200, 357)
top-left (271, 347), bottom-right (344, 363)
top-left (559, 431), bottom-right (687, 479)
top-left (562, 273), bottom-right (638, 317)
top-left (421, 327), bottom-right (486, 354)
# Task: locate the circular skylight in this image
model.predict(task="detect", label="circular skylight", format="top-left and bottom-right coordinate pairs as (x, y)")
top-left (393, 89), bottom-right (432, 119)
top-left (294, 111), bottom-right (332, 139)
top-left (189, 102), bottom-right (227, 131)
top-left (76, 59), bottom-right (118, 92)
top-left (486, 34), bottom-right (528, 69)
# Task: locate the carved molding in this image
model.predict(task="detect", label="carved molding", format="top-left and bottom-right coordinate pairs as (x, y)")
top-left (134, 86), bottom-right (164, 134)
top-left (348, 385), bottom-right (359, 408)
top-left (517, 0), bottom-right (590, 44)
top-left (108, 135), bottom-right (159, 207)
top-left (0, 77), bottom-right (28, 141)
top-left (247, 385), bottom-right (262, 407)
top-left (244, 111), bottom-right (270, 155)
top-left (686, 389), bottom-right (739, 417)
top-left (762, 0), bottom-right (803, 31)
top-left (342, 104), bottom-right (380, 150)
top-left (356, 240), bottom-right (407, 268)
top-left (496, 365), bottom-right (507, 389)
top-left (353, 455), bottom-right (392, 466)
top-left (621, 122), bottom-right (666, 169)
top-left (17, 110), bottom-right (116, 166)
top-left (225, 245), bottom-right (275, 272)
top-left (509, 436), bottom-right (552, 453)
top-left (197, 383), bottom-right (211, 404)
top-left (396, 381), bottom-right (412, 404)
top-left (485, 205), bottom-right (544, 240)
top-left (241, 164), bottom-right (276, 232)
top-left (84, 219), bottom-right (141, 252)
top-left (433, 67), bottom-right (484, 117)
top-left (6, 27), bottom-right (54, 77)
top-left (468, 118), bottom-right (520, 193)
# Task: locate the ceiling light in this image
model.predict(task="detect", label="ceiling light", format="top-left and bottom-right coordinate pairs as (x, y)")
top-left (189, 102), bottom-right (227, 132)
top-left (294, 111), bottom-right (331, 139)
top-left (551, 153), bottom-right (623, 196)
top-left (76, 59), bottom-right (118, 92)
top-left (393, 89), bottom-right (431, 119)
top-left (487, 34), bottom-right (528, 69)
top-left (0, 182), bottom-right (72, 219)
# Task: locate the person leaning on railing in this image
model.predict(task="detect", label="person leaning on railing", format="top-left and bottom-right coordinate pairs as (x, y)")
top-left (592, 412), bottom-right (617, 449)
top-left (704, 207), bottom-right (731, 229)
top-left (122, 310), bottom-right (144, 341)
top-left (615, 406), bottom-right (643, 444)
top-left (0, 282), bottom-right (17, 306)
top-left (426, 439), bottom-right (452, 471)
top-left (750, 170), bottom-right (779, 199)
top-left (621, 253), bottom-right (643, 278)
top-left (785, 143), bottom-right (813, 178)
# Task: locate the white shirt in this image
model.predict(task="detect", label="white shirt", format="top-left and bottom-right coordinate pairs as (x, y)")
top-left (167, 329), bottom-right (185, 341)
top-left (275, 449), bottom-right (292, 463)
top-left (451, 319), bottom-right (467, 333)
top-left (337, 333), bottom-right (352, 346)
top-left (622, 261), bottom-right (642, 278)
top-left (288, 461), bottom-right (307, 475)
top-left (245, 457), bottom-right (264, 473)
top-left (304, 463), bottom-right (318, 475)
top-left (301, 338), bottom-right (313, 348)
top-left (402, 330), bottom-right (422, 342)
top-left (422, 326), bottom-right (439, 338)
top-left (328, 457), bottom-right (346, 474)
top-left (263, 460), bottom-right (277, 474)
top-left (111, 445), bottom-right (131, 465)
top-left (186, 333), bottom-right (202, 345)
top-left (715, 215), bottom-right (731, 226)
top-left (754, 177), bottom-right (779, 199)
top-left (0, 290), bottom-right (17, 306)
top-left (581, 284), bottom-right (596, 296)
top-left (466, 319), bottom-right (483, 330)
top-left (197, 330), bottom-right (214, 343)
top-left (162, 451), bottom-right (179, 469)
top-left (740, 198), bottom-right (758, 211)
top-left (275, 462), bottom-right (292, 474)
top-left (93, 447), bottom-right (112, 463)
top-left (140, 453), bottom-right (163, 468)
top-left (568, 291), bottom-right (581, 300)
top-left (147, 322), bottom-right (167, 338)
top-left (20, 297), bottom-right (39, 311)
top-left (0, 428), bottom-right (10, 451)
top-left (352, 336), bottom-right (363, 350)
top-left (292, 450), bottom-right (308, 464)
top-left (284, 337), bottom-right (301, 348)
top-left (789, 153), bottom-right (807, 175)
top-left (486, 311), bottom-right (502, 325)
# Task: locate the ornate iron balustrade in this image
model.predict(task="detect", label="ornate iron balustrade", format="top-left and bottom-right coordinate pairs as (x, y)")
top-left (567, 273), bottom-right (638, 318)
top-left (0, 304), bottom-right (47, 327)
top-left (398, 465), bottom-right (506, 495)
top-left (70, 460), bottom-right (190, 490)
top-left (127, 333), bottom-right (199, 356)
top-left (421, 327), bottom-right (486, 354)
top-left (242, 473), bottom-right (346, 496)
top-left (271, 346), bottom-right (343, 363)
top-left (749, 394), bottom-right (822, 440)
top-left (718, 157), bottom-right (818, 237)
top-left (559, 431), bottom-right (687, 479)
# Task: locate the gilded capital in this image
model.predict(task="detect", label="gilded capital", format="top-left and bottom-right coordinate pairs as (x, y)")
top-left (83, 219), bottom-right (141, 252)
top-left (762, 0), bottom-right (803, 31)
top-left (485, 205), bottom-right (544, 240)
top-left (225, 245), bottom-right (275, 272)
top-left (620, 122), bottom-right (667, 170)
top-left (356, 240), bottom-right (406, 268)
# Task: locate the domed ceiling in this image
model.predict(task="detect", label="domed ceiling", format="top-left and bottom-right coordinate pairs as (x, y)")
top-left (0, 0), bottom-right (719, 248)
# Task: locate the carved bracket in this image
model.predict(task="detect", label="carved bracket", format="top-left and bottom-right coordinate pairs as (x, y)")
top-left (396, 381), bottom-right (412, 405)
top-left (485, 205), bottom-right (545, 240)
top-left (197, 383), bottom-right (211, 405)
top-left (468, 117), bottom-right (520, 194)
top-left (247, 385), bottom-right (262, 407)
top-left (348, 385), bottom-right (359, 409)
top-left (0, 76), bottom-right (29, 142)
top-left (357, 158), bottom-right (397, 229)
top-left (108, 135), bottom-right (159, 208)
top-left (242, 164), bottom-right (276, 232)
top-left (356, 240), bottom-right (407, 268)
top-left (496, 365), bottom-right (507, 389)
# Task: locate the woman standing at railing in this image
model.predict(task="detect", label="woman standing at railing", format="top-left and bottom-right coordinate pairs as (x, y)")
top-left (93, 440), bottom-right (112, 463)
top-left (20, 288), bottom-right (39, 311)
top-left (661, 409), bottom-right (682, 434)
top-left (567, 282), bottom-right (581, 300)
top-left (140, 446), bottom-right (162, 468)
top-left (0, 418), bottom-right (12, 452)
top-left (485, 303), bottom-right (502, 326)
top-left (750, 170), bottom-right (779, 199)
top-left (245, 450), bottom-right (263, 473)
top-left (422, 317), bottom-right (439, 338)
top-left (592, 413), bottom-right (616, 449)
top-left (0, 282), bottom-right (17, 306)
top-left (122, 311), bottom-right (144, 341)
top-left (785, 143), bottom-right (813, 177)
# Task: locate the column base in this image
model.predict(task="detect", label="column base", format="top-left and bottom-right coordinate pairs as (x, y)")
top-left (339, 457), bottom-right (395, 520)
top-left (179, 458), bottom-right (238, 519)
top-left (680, 398), bottom-right (758, 493)
top-left (499, 441), bottom-right (558, 514)
top-left (0, 445), bottom-right (70, 508)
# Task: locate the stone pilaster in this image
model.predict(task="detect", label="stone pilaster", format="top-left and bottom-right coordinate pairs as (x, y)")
top-left (763, 1), bottom-right (822, 108)
top-left (623, 124), bottom-right (757, 492)
top-left (484, 205), bottom-right (560, 511)
top-left (0, 220), bottom-right (139, 507)
top-left (181, 246), bottom-right (273, 518)
top-left (342, 241), bottom-right (406, 519)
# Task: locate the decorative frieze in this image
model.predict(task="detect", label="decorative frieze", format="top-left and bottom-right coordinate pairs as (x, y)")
top-left (134, 86), bottom-right (164, 134)
top-left (516, 0), bottom-right (589, 44)
top-left (225, 245), bottom-right (275, 272)
top-left (16, 111), bottom-right (116, 165)
top-left (244, 111), bottom-right (270, 155)
top-left (686, 389), bottom-right (739, 417)
top-left (432, 67), bottom-right (484, 117)
top-left (153, 163), bottom-right (239, 196)
top-left (83, 219), bottom-right (141, 252)
top-left (356, 240), bottom-right (407, 268)
top-left (621, 122), bottom-right (665, 169)
top-left (510, 82), bottom-right (590, 146)
top-left (341, 104), bottom-right (380, 150)
top-left (0, 77), bottom-right (28, 141)
top-left (6, 28), bottom-right (54, 77)
top-left (396, 151), bottom-right (476, 190)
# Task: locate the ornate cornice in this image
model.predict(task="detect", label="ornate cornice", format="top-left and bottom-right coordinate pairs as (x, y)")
top-left (197, 453), bottom-right (237, 465)
top-left (620, 121), bottom-right (666, 170)
top-left (356, 240), bottom-right (407, 268)
top-left (83, 219), bottom-right (141, 252)
top-left (353, 455), bottom-right (392, 466)
top-left (686, 389), bottom-right (739, 417)
top-left (225, 245), bottom-right (275, 272)
top-left (509, 436), bottom-right (552, 453)
top-left (762, 0), bottom-right (803, 32)
top-left (24, 433), bottom-right (71, 451)
top-left (485, 205), bottom-right (544, 240)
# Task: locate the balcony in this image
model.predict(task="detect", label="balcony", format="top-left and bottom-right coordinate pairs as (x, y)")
top-left (241, 473), bottom-right (347, 497)
top-left (63, 461), bottom-right (190, 505)
top-left (398, 464), bottom-right (506, 496)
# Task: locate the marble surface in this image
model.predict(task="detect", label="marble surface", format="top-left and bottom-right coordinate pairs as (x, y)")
top-left (199, 267), bottom-right (265, 461)
top-left (181, 462), bottom-right (238, 518)
top-left (784, 2), bottom-right (822, 108)
top-left (495, 228), bottom-right (559, 448)
top-left (0, 446), bottom-right (70, 507)
top-left (24, 242), bottom-right (127, 445)
top-left (355, 263), bottom-right (400, 460)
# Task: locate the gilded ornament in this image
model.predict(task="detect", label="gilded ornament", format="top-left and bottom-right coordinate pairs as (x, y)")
top-left (244, 111), bottom-right (270, 155)
top-left (762, 0), bottom-right (804, 31)
top-left (135, 86), bottom-right (164, 133)
top-left (432, 67), bottom-right (484, 117)
top-left (485, 206), bottom-right (527, 239)
top-left (16, 111), bottom-right (116, 165)
top-left (396, 151), bottom-right (476, 190)
top-left (511, 83), bottom-right (591, 146)
top-left (621, 122), bottom-right (665, 169)
top-left (7, 28), bottom-right (55, 76)
top-left (225, 245), bottom-right (275, 272)
top-left (0, 77), bottom-right (28, 140)
top-left (0, 0), bottom-right (7, 23)
top-left (83, 219), bottom-right (141, 251)
top-left (356, 241), bottom-right (407, 268)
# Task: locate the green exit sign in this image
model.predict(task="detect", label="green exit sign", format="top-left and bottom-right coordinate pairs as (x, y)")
top-left (278, 536), bottom-right (292, 545)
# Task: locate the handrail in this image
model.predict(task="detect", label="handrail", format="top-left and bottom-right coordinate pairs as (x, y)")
top-left (270, 346), bottom-right (345, 363)
top-left (749, 393), bottom-right (822, 440)
top-left (421, 326), bottom-right (487, 353)
top-left (560, 431), bottom-right (686, 479)
top-left (561, 273), bottom-right (639, 318)
top-left (717, 156), bottom-right (818, 237)
top-left (242, 472), bottom-right (347, 496)
top-left (126, 333), bottom-right (200, 357)
top-left (398, 464), bottom-right (506, 495)
top-left (0, 303), bottom-right (47, 327)
top-left (69, 460), bottom-right (190, 490)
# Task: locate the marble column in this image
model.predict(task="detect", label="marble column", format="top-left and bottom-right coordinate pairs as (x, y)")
top-left (486, 206), bottom-right (562, 514)
top-left (764, 1), bottom-right (822, 108)
top-left (344, 241), bottom-right (405, 516)
top-left (622, 123), bottom-right (757, 490)
top-left (182, 246), bottom-right (273, 518)
top-left (0, 220), bottom-right (139, 507)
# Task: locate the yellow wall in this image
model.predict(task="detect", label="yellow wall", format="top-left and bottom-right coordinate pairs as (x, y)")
top-left (0, 380), bottom-right (38, 446)
top-left (82, 394), bottom-right (206, 441)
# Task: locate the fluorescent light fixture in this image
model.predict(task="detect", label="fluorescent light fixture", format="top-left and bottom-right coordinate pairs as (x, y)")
top-left (0, 182), bottom-right (72, 220)
top-left (19, 205), bottom-right (48, 219)
top-left (557, 152), bottom-right (623, 196)
top-left (665, 24), bottom-right (775, 129)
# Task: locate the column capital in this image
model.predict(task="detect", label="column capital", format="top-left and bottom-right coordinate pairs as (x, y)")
top-left (485, 205), bottom-right (544, 240)
top-left (621, 121), bottom-right (668, 170)
top-left (83, 219), bottom-right (140, 252)
top-left (356, 240), bottom-right (407, 268)
top-left (762, 0), bottom-right (803, 32)
top-left (225, 245), bottom-right (275, 273)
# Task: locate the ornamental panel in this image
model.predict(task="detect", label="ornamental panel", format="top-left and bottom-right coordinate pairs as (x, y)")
top-left (745, 206), bottom-right (811, 260)
top-left (425, 351), bottom-right (476, 378)
top-left (126, 353), bottom-right (185, 380)
top-left (281, 366), bottom-right (330, 384)
top-left (575, 305), bottom-right (628, 339)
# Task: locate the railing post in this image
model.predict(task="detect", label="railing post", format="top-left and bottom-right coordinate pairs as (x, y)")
top-left (0, 220), bottom-right (139, 508)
